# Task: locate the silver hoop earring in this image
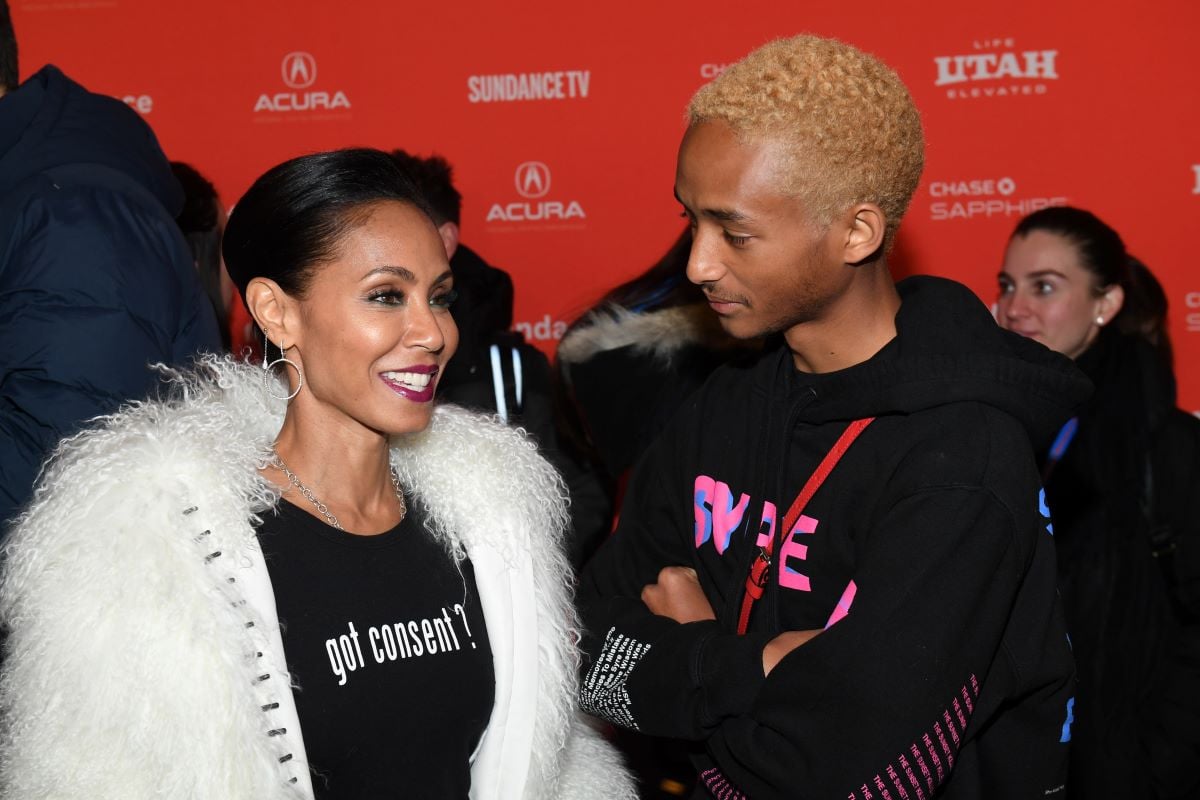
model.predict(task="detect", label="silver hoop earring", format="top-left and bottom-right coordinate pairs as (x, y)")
top-left (263, 336), bottom-right (303, 402)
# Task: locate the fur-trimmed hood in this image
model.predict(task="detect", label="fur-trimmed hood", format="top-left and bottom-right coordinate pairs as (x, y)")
top-left (557, 303), bottom-right (738, 366)
top-left (0, 357), bottom-right (632, 799)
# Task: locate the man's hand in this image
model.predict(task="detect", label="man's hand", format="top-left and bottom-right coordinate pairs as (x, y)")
top-left (641, 566), bottom-right (717, 624)
top-left (762, 629), bottom-right (822, 676)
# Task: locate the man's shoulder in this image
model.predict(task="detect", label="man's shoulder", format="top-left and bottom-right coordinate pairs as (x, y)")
top-left (881, 401), bottom-right (1039, 497)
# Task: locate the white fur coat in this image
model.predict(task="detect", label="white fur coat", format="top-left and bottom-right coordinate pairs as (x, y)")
top-left (0, 357), bottom-right (634, 800)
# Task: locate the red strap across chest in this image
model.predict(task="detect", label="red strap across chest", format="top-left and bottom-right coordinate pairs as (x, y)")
top-left (736, 417), bottom-right (874, 636)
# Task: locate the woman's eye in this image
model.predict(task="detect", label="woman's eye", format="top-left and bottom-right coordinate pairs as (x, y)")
top-left (368, 290), bottom-right (405, 305)
top-left (431, 288), bottom-right (459, 309)
top-left (1035, 281), bottom-right (1054, 295)
top-left (998, 281), bottom-right (1013, 295)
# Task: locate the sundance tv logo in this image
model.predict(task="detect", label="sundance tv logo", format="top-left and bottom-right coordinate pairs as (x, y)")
top-left (934, 37), bottom-right (1058, 100)
top-left (928, 176), bottom-right (1066, 221)
top-left (486, 162), bottom-right (586, 226)
top-left (254, 52), bottom-right (351, 115)
top-left (467, 70), bottom-right (590, 103)
top-left (119, 93), bottom-right (152, 114)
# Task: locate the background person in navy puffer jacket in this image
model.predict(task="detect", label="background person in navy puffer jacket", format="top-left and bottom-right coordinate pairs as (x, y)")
top-left (0, 3), bottom-right (220, 533)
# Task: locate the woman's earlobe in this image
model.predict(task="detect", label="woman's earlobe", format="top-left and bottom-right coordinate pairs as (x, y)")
top-left (1098, 284), bottom-right (1126, 325)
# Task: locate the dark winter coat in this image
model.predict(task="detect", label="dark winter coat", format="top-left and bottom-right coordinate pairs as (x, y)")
top-left (0, 65), bottom-right (220, 530)
top-left (1047, 331), bottom-right (1200, 800)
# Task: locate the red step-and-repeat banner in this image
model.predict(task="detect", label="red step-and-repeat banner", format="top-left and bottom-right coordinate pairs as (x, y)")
top-left (12, 0), bottom-right (1200, 410)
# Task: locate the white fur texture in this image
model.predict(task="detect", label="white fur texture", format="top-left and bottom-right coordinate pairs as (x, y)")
top-left (0, 356), bottom-right (633, 799)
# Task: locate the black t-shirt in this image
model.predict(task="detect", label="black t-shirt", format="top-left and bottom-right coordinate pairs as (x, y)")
top-left (256, 498), bottom-right (494, 799)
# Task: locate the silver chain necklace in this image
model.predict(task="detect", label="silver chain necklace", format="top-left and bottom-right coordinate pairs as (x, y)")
top-left (270, 449), bottom-right (406, 531)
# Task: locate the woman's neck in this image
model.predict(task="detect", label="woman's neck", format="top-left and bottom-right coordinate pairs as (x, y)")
top-left (266, 406), bottom-right (403, 535)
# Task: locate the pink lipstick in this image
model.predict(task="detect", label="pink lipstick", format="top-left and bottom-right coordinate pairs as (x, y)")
top-left (380, 365), bottom-right (440, 403)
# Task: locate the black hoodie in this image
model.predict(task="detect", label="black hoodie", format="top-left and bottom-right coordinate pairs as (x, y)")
top-left (578, 276), bottom-right (1091, 799)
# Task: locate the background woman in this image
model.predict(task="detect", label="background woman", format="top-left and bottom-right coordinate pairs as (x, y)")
top-left (0, 148), bottom-right (633, 799)
top-left (997, 206), bottom-right (1200, 800)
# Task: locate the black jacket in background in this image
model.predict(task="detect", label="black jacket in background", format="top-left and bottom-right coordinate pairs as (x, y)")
top-left (0, 65), bottom-right (220, 531)
top-left (579, 276), bottom-right (1091, 799)
top-left (436, 244), bottom-right (610, 569)
top-left (1046, 331), bottom-right (1200, 800)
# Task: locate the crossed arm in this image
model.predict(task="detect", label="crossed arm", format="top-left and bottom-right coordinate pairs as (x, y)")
top-left (640, 565), bottom-right (820, 675)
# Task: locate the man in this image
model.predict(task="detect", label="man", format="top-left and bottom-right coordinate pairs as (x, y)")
top-left (578, 35), bottom-right (1087, 798)
top-left (0, 2), bottom-right (220, 531)
top-left (390, 149), bottom-right (611, 568)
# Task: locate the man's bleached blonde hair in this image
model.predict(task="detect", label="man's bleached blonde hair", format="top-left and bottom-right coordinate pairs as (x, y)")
top-left (688, 34), bottom-right (924, 245)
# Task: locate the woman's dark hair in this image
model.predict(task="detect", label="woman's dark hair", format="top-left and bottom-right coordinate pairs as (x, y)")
top-left (223, 148), bottom-right (435, 301)
top-left (560, 228), bottom-right (699, 345)
top-left (1010, 206), bottom-right (1169, 355)
top-left (171, 161), bottom-right (229, 349)
top-left (593, 227), bottom-right (698, 314)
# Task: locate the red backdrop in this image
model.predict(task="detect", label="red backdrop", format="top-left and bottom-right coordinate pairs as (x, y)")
top-left (12, 0), bottom-right (1200, 410)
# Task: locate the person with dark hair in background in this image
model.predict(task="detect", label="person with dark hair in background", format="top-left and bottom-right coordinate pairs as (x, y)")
top-left (172, 160), bottom-right (233, 350)
top-left (0, 1), bottom-right (220, 533)
top-left (390, 148), bottom-right (611, 569)
top-left (0, 147), bottom-right (635, 799)
top-left (557, 228), bottom-right (758, 496)
top-left (997, 206), bottom-right (1200, 800)
top-left (577, 35), bottom-right (1088, 799)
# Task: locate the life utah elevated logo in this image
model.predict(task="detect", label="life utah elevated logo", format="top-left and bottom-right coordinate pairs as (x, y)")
top-left (254, 52), bottom-right (352, 118)
top-left (934, 37), bottom-right (1059, 100)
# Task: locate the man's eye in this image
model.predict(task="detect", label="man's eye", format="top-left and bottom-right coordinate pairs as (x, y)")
top-left (724, 232), bottom-right (750, 246)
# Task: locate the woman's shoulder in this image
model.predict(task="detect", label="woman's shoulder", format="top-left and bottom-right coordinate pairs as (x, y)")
top-left (391, 403), bottom-right (568, 557)
top-left (406, 402), bottom-right (554, 475)
top-left (50, 358), bottom-right (268, 466)
top-left (13, 357), bottom-right (275, 528)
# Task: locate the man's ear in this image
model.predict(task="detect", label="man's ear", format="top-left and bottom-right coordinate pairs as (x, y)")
top-left (438, 221), bottom-right (460, 261)
top-left (842, 203), bottom-right (887, 265)
top-left (244, 277), bottom-right (299, 348)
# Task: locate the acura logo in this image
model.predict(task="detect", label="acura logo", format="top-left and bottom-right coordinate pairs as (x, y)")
top-left (515, 162), bottom-right (551, 199)
top-left (282, 52), bottom-right (317, 89)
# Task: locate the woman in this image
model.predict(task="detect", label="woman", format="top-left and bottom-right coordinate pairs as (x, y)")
top-left (0, 148), bottom-right (634, 799)
top-left (997, 206), bottom-right (1200, 800)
